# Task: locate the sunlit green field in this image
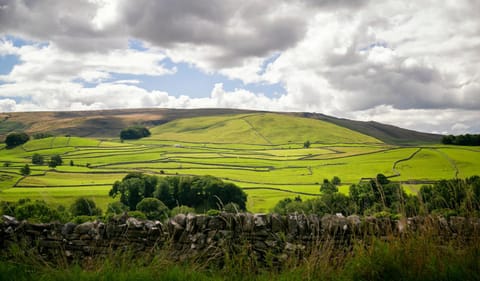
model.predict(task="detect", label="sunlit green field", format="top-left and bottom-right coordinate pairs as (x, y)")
top-left (1, 113), bottom-right (479, 212)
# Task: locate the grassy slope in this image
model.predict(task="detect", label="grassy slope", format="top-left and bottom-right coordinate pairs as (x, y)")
top-left (1, 113), bottom-right (479, 213)
top-left (1, 108), bottom-right (443, 145)
top-left (150, 113), bottom-right (382, 145)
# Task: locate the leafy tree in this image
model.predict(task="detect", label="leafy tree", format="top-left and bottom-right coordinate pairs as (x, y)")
top-left (106, 201), bottom-right (129, 216)
top-left (70, 160), bottom-right (74, 166)
top-left (48, 155), bottom-right (63, 168)
top-left (303, 140), bottom-right (311, 148)
top-left (14, 199), bottom-right (62, 223)
top-left (331, 176), bottom-right (341, 186)
top-left (120, 126), bottom-right (151, 140)
top-left (70, 197), bottom-right (102, 216)
top-left (320, 179), bottom-right (338, 194)
top-left (136, 198), bottom-right (168, 220)
top-left (109, 176), bottom-right (145, 210)
top-left (5, 132), bottom-right (29, 148)
top-left (32, 153), bottom-right (44, 165)
top-left (20, 164), bottom-right (30, 176)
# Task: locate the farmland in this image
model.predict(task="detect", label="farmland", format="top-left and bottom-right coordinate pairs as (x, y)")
top-left (1, 113), bottom-right (479, 212)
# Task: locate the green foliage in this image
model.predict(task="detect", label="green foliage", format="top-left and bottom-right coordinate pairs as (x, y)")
top-left (206, 209), bottom-right (220, 216)
top-left (20, 164), bottom-right (30, 176)
top-left (9, 199), bottom-right (64, 223)
top-left (32, 132), bottom-right (53, 139)
top-left (48, 154), bottom-right (63, 168)
top-left (136, 198), bottom-right (169, 220)
top-left (320, 179), bottom-right (338, 194)
top-left (106, 201), bottom-right (129, 216)
top-left (5, 132), bottom-right (29, 147)
top-left (120, 126), bottom-right (151, 140)
top-left (170, 205), bottom-right (195, 216)
top-left (31, 153), bottom-right (44, 165)
top-left (331, 176), bottom-right (341, 186)
top-left (223, 202), bottom-right (240, 213)
top-left (442, 134), bottom-right (480, 146)
top-left (127, 210), bottom-right (147, 220)
top-left (70, 197), bottom-right (102, 216)
top-left (303, 140), bottom-right (311, 148)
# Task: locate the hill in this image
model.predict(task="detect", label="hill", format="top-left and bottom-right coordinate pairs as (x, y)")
top-left (149, 113), bottom-right (381, 145)
top-left (297, 113), bottom-right (442, 145)
top-left (1, 108), bottom-right (441, 145)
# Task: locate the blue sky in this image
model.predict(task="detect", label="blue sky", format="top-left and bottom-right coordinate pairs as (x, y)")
top-left (0, 0), bottom-right (479, 134)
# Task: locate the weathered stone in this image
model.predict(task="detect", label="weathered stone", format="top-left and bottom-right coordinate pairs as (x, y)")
top-left (2, 215), bottom-right (19, 225)
top-left (254, 214), bottom-right (267, 229)
top-left (271, 213), bottom-right (286, 233)
top-left (74, 222), bottom-right (95, 235)
top-left (62, 222), bottom-right (77, 236)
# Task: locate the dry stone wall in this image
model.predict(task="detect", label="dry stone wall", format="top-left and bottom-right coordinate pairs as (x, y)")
top-left (1, 213), bottom-right (479, 262)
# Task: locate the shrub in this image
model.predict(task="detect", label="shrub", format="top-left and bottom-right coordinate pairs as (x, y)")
top-left (70, 197), bottom-right (102, 217)
top-left (120, 126), bottom-right (151, 140)
top-left (127, 211), bottom-right (147, 220)
top-left (5, 132), bottom-right (29, 148)
top-left (32, 153), bottom-right (44, 165)
top-left (170, 205), bottom-right (195, 216)
top-left (14, 199), bottom-right (62, 223)
top-left (106, 201), bottom-right (129, 216)
top-left (48, 154), bottom-right (63, 168)
top-left (136, 198), bottom-right (169, 220)
top-left (20, 164), bottom-right (30, 176)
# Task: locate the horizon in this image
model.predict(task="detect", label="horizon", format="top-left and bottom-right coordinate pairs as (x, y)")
top-left (1, 1), bottom-right (479, 134)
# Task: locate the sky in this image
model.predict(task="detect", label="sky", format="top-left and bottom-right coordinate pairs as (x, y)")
top-left (0, 0), bottom-right (479, 134)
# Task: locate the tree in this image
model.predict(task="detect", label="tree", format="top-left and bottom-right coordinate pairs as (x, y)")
top-left (70, 197), bottom-right (102, 216)
top-left (32, 132), bottom-right (53, 139)
top-left (320, 179), bottom-right (338, 194)
top-left (70, 160), bottom-right (74, 166)
top-left (303, 140), bottom-right (311, 148)
top-left (5, 132), bottom-right (29, 148)
top-left (32, 153), bottom-right (44, 165)
top-left (331, 176), bottom-right (341, 186)
top-left (109, 177), bottom-right (145, 210)
top-left (106, 201), bottom-right (129, 216)
top-left (20, 164), bottom-right (30, 176)
top-left (14, 199), bottom-right (62, 223)
top-left (120, 126), bottom-right (151, 140)
top-left (48, 155), bottom-right (63, 168)
top-left (136, 198), bottom-right (168, 220)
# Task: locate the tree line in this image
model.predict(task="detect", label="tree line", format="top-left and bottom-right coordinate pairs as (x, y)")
top-left (109, 173), bottom-right (247, 213)
top-left (442, 134), bottom-right (480, 146)
top-left (274, 174), bottom-right (480, 218)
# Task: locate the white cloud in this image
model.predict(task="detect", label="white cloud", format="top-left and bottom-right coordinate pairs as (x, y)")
top-left (0, 0), bottom-right (479, 134)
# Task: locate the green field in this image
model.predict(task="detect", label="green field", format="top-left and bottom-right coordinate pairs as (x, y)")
top-left (1, 113), bottom-right (479, 212)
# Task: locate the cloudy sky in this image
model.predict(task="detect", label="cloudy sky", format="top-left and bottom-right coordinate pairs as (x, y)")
top-left (0, 0), bottom-right (479, 134)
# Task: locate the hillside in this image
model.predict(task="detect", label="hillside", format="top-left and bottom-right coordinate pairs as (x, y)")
top-left (150, 113), bottom-right (381, 145)
top-left (298, 113), bottom-right (442, 145)
top-left (0, 108), bottom-right (441, 145)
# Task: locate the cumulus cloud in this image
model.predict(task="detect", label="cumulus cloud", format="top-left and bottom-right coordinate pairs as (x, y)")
top-left (0, 0), bottom-right (479, 134)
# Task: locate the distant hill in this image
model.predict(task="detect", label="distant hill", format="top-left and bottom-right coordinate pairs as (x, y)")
top-left (296, 113), bottom-right (442, 145)
top-left (0, 108), bottom-right (441, 145)
top-left (149, 113), bottom-right (381, 145)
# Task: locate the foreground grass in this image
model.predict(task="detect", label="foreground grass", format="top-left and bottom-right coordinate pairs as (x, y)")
top-left (1, 232), bottom-right (479, 281)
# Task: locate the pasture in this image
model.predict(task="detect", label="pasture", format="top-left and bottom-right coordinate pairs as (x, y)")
top-left (1, 113), bottom-right (479, 212)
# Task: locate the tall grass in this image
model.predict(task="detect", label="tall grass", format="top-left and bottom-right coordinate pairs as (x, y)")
top-left (1, 221), bottom-right (479, 281)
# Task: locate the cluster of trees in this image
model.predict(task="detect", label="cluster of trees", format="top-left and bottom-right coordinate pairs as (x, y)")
top-left (274, 175), bottom-right (480, 218)
top-left (31, 153), bottom-right (63, 168)
top-left (0, 197), bottom-right (100, 223)
top-left (4, 132), bottom-right (29, 148)
top-left (32, 132), bottom-right (53, 139)
top-left (109, 173), bottom-right (247, 214)
top-left (442, 134), bottom-right (480, 146)
top-left (120, 126), bottom-right (151, 140)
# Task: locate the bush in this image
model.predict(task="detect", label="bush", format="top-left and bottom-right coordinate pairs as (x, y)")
top-left (206, 209), bottom-right (220, 216)
top-left (32, 132), bottom-right (53, 139)
top-left (5, 132), bottom-right (29, 148)
top-left (20, 164), bottom-right (30, 176)
top-left (106, 201), bottom-right (129, 216)
top-left (32, 153), bottom-right (44, 165)
top-left (13, 199), bottom-right (62, 223)
top-left (127, 211), bottom-right (147, 220)
top-left (120, 126), bottom-right (151, 140)
top-left (48, 154), bottom-right (63, 168)
top-left (170, 205), bottom-right (195, 216)
top-left (70, 197), bottom-right (102, 216)
top-left (136, 198), bottom-right (169, 220)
